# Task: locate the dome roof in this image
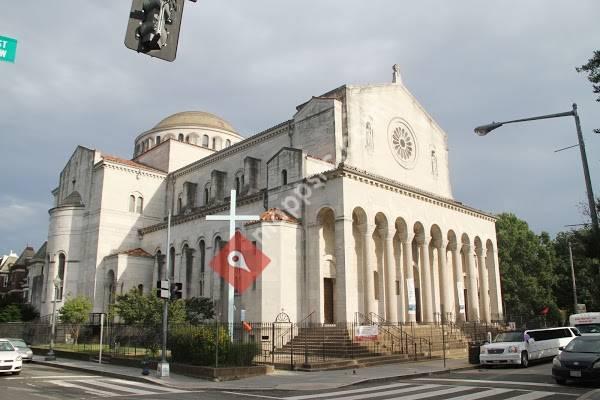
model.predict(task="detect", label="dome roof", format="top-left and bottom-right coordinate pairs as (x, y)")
top-left (154, 111), bottom-right (238, 134)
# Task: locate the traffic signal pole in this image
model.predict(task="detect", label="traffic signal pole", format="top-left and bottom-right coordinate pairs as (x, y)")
top-left (158, 210), bottom-right (172, 378)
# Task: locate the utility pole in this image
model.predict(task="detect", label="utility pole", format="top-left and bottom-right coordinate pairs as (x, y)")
top-left (568, 242), bottom-right (578, 314)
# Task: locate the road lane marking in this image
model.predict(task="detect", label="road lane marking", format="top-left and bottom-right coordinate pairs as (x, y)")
top-left (223, 392), bottom-right (282, 399)
top-left (51, 380), bottom-right (118, 397)
top-left (6, 375), bottom-right (99, 380)
top-left (287, 384), bottom-right (450, 400)
top-left (413, 378), bottom-right (563, 388)
top-left (105, 378), bottom-right (190, 393)
top-left (284, 383), bottom-right (413, 399)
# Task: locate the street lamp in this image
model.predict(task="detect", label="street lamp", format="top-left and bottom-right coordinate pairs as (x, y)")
top-left (474, 103), bottom-right (599, 237)
top-left (45, 277), bottom-right (61, 361)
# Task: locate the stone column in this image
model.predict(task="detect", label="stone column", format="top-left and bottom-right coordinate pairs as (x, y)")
top-left (396, 236), bottom-right (406, 323)
top-left (450, 244), bottom-right (465, 322)
top-left (363, 224), bottom-right (377, 315)
top-left (464, 243), bottom-right (480, 322)
top-left (436, 240), bottom-right (452, 322)
top-left (403, 235), bottom-right (416, 323)
top-left (419, 238), bottom-right (433, 323)
top-left (489, 246), bottom-right (503, 321)
top-left (477, 248), bottom-right (490, 323)
top-left (384, 228), bottom-right (398, 322)
top-left (306, 223), bottom-right (322, 322)
top-left (335, 217), bottom-right (357, 323)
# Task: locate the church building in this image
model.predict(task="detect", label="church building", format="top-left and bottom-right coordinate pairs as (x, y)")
top-left (30, 66), bottom-right (503, 325)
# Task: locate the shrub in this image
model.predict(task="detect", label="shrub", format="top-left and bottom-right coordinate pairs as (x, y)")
top-left (169, 324), bottom-right (260, 366)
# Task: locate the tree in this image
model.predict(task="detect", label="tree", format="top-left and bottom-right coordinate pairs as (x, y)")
top-left (576, 50), bottom-right (600, 133)
top-left (496, 213), bottom-right (560, 327)
top-left (112, 288), bottom-right (186, 325)
top-left (184, 297), bottom-right (215, 324)
top-left (0, 304), bottom-right (22, 322)
top-left (59, 296), bottom-right (93, 344)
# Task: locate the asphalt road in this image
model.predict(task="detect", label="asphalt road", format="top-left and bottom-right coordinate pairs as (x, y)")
top-left (2, 362), bottom-right (599, 400)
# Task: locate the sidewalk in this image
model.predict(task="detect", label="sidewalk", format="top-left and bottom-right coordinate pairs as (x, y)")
top-left (32, 356), bottom-right (473, 391)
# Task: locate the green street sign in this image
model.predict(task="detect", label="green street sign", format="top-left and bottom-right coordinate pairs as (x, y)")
top-left (0, 36), bottom-right (18, 63)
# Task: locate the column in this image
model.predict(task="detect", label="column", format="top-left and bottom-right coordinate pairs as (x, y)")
top-left (384, 229), bottom-right (398, 322)
top-left (477, 248), bottom-right (490, 322)
top-left (335, 217), bottom-right (357, 322)
top-left (396, 236), bottom-right (406, 323)
top-left (307, 224), bottom-right (322, 321)
top-left (464, 243), bottom-right (480, 322)
top-left (489, 247), bottom-right (503, 320)
top-left (363, 224), bottom-right (377, 315)
top-left (403, 235), bottom-right (416, 323)
top-left (451, 245), bottom-right (465, 322)
top-left (437, 240), bottom-right (452, 322)
top-left (419, 238), bottom-right (433, 323)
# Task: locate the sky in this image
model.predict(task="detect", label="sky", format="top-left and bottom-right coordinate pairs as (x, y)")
top-left (1, 1), bottom-right (599, 256)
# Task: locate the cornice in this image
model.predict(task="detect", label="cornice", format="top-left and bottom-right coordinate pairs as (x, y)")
top-left (97, 161), bottom-right (167, 180)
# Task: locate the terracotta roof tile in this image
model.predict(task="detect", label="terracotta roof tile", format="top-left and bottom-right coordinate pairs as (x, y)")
top-left (101, 155), bottom-right (166, 174)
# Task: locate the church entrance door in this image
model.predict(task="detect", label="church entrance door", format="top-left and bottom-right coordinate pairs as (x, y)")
top-left (323, 278), bottom-right (334, 324)
top-left (415, 287), bottom-right (422, 323)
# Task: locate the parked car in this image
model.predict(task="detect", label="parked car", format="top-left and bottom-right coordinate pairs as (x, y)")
top-left (5, 339), bottom-right (33, 362)
top-left (0, 339), bottom-right (22, 375)
top-left (480, 327), bottom-right (579, 368)
top-left (552, 336), bottom-right (600, 385)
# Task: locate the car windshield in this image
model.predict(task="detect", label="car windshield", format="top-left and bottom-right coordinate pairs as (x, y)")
top-left (564, 338), bottom-right (600, 353)
top-left (10, 340), bottom-right (27, 348)
top-left (575, 324), bottom-right (600, 334)
top-left (0, 342), bottom-right (15, 351)
top-left (494, 332), bottom-right (524, 342)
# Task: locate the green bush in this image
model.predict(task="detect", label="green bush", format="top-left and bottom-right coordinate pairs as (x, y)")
top-left (169, 325), bottom-right (260, 366)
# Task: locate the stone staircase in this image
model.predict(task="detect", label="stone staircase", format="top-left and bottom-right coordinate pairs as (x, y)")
top-left (277, 325), bottom-right (376, 358)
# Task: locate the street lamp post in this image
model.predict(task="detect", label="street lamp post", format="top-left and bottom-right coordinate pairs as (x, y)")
top-left (45, 277), bottom-right (61, 361)
top-left (474, 103), bottom-right (599, 237)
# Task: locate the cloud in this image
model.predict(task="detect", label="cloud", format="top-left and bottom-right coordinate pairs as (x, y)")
top-left (0, 196), bottom-right (48, 255)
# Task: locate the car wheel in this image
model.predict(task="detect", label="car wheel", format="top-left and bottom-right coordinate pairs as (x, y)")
top-left (520, 351), bottom-right (529, 368)
top-left (554, 378), bottom-right (566, 385)
top-left (12, 371), bottom-right (20, 376)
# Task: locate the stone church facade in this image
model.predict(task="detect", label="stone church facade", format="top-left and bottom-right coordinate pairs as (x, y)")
top-left (30, 66), bottom-right (503, 324)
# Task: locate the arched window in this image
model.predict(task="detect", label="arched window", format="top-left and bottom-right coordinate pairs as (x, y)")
top-left (57, 253), bottom-right (66, 300)
top-left (137, 284), bottom-right (143, 295)
top-left (212, 137), bottom-right (217, 149)
top-left (168, 247), bottom-right (175, 281)
top-left (204, 187), bottom-right (210, 205)
top-left (225, 139), bottom-right (231, 147)
top-left (135, 144), bottom-right (140, 156)
top-left (184, 244), bottom-right (192, 298)
top-left (185, 135), bottom-right (190, 143)
top-left (198, 240), bottom-right (205, 297)
top-left (136, 196), bottom-right (143, 214)
top-left (156, 251), bottom-right (164, 280)
top-left (281, 169), bottom-right (288, 185)
top-left (106, 270), bottom-right (115, 307)
top-left (235, 177), bottom-right (240, 193)
top-left (129, 195), bottom-right (136, 212)
top-left (156, 136), bottom-right (161, 144)
top-left (178, 133), bottom-right (184, 142)
top-left (202, 135), bottom-right (209, 147)
top-left (177, 196), bottom-right (183, 214)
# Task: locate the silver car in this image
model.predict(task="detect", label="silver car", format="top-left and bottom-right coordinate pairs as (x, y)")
top-left (5, 338), bottom-right (33, 362)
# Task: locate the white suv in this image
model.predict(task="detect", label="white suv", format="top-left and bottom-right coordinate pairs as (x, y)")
top-left (0, 339), bottom-right (22, 375)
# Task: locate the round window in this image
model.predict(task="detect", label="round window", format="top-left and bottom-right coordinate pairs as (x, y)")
top-left (388, 119), bottom-right (418, 169)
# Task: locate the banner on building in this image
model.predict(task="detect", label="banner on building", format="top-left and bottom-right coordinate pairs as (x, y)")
top-left (407, 278), bottom-right (417, 315)
top-left (457, 281), bottom-right (465, 314)
top-left (354, 325), bottom-right (379, 341)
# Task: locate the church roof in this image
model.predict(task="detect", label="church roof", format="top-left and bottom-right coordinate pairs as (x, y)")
top-left (114, 248), bottom-right (153, 258)
top-left (154, 111), bottom-right (239, 136)
top-left (102, 155), bottom-right (167, 174)
top-left (14, 246), bottom-right (35, 266)
top-left (32, 242), bottom-right (47, 262)
top-left (62, 191), bottom-right (84, 207)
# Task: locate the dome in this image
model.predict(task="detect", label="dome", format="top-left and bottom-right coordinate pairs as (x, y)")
top-left (154, 111), bottom-right (238, 134)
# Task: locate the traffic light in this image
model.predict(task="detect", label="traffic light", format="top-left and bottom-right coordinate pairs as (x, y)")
top-left (124, 0), bottom-right (186, 62)
top-left (157, 280), bottom-right (169, 299)
top-left (171, 282), bottom-right (183, 300)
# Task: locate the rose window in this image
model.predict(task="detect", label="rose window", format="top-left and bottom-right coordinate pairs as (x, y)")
top-left (388, 119), bottom-right (418, 169)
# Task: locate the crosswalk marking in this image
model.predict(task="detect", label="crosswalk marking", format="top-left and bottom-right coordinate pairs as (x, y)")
top-left (505, 392), bottom-right (556, 400)
top-left (104, 378), bottom-right (189, 393)
top-left (435, 388), bottom-right (513, 400)
top-left (384, 386), bottom-right (477, 400)
top-left (51, 380), bottom-right (119, 397)
top-left (285, 383), bottom-right (412, 399)
top-left (73, 379), bottom-right (158, 395)
top-left (414, 378), bottom-right (562, 388)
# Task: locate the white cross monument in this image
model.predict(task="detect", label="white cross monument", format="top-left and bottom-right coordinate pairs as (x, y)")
top-left (206, 190), bottom-right (259, 336)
